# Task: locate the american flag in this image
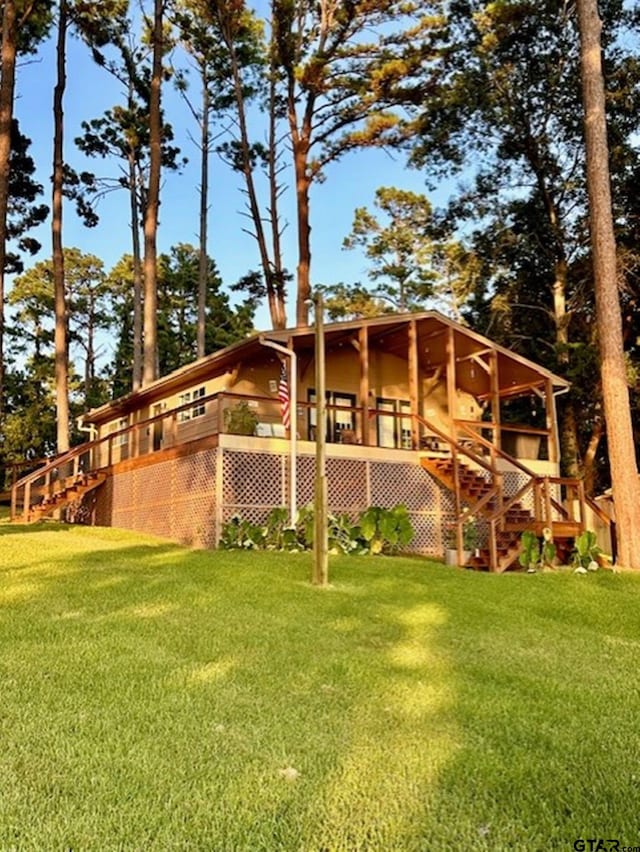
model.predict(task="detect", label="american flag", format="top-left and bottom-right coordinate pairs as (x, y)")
top-left (278, 362), bottom-right (290, 430)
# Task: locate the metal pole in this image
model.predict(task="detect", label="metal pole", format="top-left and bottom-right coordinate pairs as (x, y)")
top-left (258, 337), bottom-right (297, 526)
top-left (312, 292), bottom-right (329, 586)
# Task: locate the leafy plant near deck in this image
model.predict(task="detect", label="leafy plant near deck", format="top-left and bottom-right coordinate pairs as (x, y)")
top-left (220, 504), bottom-right (414, 555)
top-left (571, 530), bottom-right (603, 571)
top-left (519, 528), bottom-right (556, 572)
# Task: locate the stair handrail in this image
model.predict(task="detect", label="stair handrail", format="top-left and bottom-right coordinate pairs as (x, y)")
top-left (454, 420), bottom-right (538, 478)
top-left (413, 413), bottom-right (505, 567)
top-left (412, 414), bottom-right (498, 478)
top-left (11, 439), bottom-right (101, 521)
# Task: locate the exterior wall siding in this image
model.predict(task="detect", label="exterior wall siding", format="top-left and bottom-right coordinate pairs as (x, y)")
top-left (92, 444), bottom-right (454, 556)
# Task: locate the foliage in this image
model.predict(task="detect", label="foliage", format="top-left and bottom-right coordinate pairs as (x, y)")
top-left (4, 120), bottom-right (49, 274)
top-left (108, 246), bottom-right (256, 395)
top-left (519, 528), bottom-right (556, 572)
top-left (571, 530), bottom-right (603, 572)
top-left (335, 186), bottom-right (480, 320)
top-left (220, 503), bottom-right (414, 555)
top-left (223, 401), bottom-right (259, 436)
top-left (445, 511), bottom-right (480, 552)
top-left (359, 504), bottom-right (414, 555)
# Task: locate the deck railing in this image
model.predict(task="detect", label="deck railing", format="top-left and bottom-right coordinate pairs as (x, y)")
top-left (414, 413), bottom-right (611, 570)
top-left (11, 390), bottom-right (578, 549)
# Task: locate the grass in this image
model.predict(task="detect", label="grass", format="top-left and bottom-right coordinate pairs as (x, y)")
top-left (1, 523), bottom-right (639, 850)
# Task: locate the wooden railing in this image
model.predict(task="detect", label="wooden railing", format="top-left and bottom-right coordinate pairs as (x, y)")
top-left (414, 414), bottom-right (611, 571)
top-left (12, 391), bottom-right (608, 565)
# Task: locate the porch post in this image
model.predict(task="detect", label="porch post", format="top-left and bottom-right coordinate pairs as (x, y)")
top-left (490, 350), bottom-right (501, 453)
top-left (446, 326), bottom-right (456, 436)
top-left (359, 325), bottom-right (369, 446)
top-left (408, 319), bottom-right (419, 449)
top-left (545, 378), bottom-right (560, 465)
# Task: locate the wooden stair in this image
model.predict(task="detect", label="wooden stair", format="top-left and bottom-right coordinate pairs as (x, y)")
top-left (23, 471), bottom-right (107, 523)
top-left (421, 455), bottom-right (580, 572)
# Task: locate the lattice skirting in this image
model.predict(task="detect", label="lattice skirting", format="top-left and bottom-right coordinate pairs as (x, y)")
top-left (92, 448), bottom-right (455, 555)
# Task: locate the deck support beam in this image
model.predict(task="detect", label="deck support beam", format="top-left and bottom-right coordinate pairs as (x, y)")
top-left (545, 378), bottom-right (560, 465)
top-left (359, 326), bottom-right (369, 446)
top-left (490, 350), bottom-right (501, 453)
top-left (408, 319), bottom-right (419, 449)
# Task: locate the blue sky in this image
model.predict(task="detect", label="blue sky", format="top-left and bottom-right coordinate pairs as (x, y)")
top-left (12, 23), bottom-right (448, 335)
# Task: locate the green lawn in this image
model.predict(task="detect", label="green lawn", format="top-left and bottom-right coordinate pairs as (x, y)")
top-left (1, 524), bottom-right (639, 850)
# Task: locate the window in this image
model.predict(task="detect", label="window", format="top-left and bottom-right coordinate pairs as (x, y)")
top-left (192, 386), bottom-right (206, 418)
top-left (179, 387), bottom-right (206, 422)
top-left (109, 418), bottom-right (128, 446)
top-left (376, 398), bottom-right (412, 449)
top-left (178, 392), bottom-right (192, 423)
top-left (308, 389), bottom-right (356, 442)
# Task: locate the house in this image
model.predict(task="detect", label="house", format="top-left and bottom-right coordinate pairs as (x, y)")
top-left (11, 311), bottom-right (610, 571)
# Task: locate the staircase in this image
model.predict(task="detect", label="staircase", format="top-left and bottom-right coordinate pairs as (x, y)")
top-left (25, 470), bottom-right (107, 523)
top-left (415, 416), bottom-right (590, 573)
top-left (11, 439), bottom-right (106, 525)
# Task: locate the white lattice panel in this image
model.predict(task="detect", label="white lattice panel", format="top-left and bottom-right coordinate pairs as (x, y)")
top-left (327, 458), bottom-right (367, 510)
top-left (406, 512), bottom-right (447, 554)
top-left (296, 456), bottom-right (316, 507)
top-left (370, 462), bottom-right (439, 511)
top-left (223, 451), bottom-right (284, 507)
top-left (174, 450), bottom-right (216, 494)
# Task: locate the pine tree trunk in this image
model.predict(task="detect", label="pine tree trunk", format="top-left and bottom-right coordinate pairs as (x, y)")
top-left (577, 0), bottom-right (640, 568)
top-left (0, 0), bottom-right (17, 420)
top-left (267, 36), bottom-right (286, 330)
top-left (142, 0), bottom-right (163, 386)
top-left (52, 0), bottom-right (69, 452)
top-left (293, 139), bottom-right (311, 327)
top-left (129, 153), bottom-right (143, 391)
top-left (197, 79), bottom-right (209, 359)
top-left (220, 12), bottom-right (286, 330)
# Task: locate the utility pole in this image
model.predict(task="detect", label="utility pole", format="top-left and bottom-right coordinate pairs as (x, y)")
top-left (312, 292), bottom-right (328, 586)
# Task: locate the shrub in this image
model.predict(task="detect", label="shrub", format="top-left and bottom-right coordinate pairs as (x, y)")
top-left (219, 504), bottom-right (414, 556)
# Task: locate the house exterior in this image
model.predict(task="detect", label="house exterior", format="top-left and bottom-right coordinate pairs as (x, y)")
top-left (11, 311), bottom-right (609, 571)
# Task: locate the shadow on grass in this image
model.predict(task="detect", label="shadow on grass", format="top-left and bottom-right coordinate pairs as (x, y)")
top-left (0, 535), bottom-right (463, 848)
top-left (1, 533), bottom-right (640, 849)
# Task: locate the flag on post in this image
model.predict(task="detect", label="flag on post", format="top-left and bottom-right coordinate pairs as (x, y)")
top-left (278, 362), bottom-right (290, 430)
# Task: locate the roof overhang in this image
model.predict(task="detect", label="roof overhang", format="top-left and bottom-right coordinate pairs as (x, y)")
top-left (83, 311), bottom-right (570, 425)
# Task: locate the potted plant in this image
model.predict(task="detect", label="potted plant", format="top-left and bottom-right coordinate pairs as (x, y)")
top-left (444, 511), bottom-right (479, 565)
top-left (223, 400), bottom-right (259, 436)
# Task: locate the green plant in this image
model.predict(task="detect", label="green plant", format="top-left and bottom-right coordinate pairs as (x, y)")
top-left (220, 514), bottom-right (265, 549)
top-left (359, 504), bottom-right (414, 555)
top-left (328, 512), bottom-right (365, 554)
top-left (223, 401), bottom-right (259, 435)
top-left (462, 512), bottom-right (479, 551)
top-left (219, 504), bottom-right (413, 556)
top-left (445, 512), bottom-right (480, 552)
top-left (571, 530), bottom-right (602, 571)
top-left (519, 528), bottom-right (556, 572)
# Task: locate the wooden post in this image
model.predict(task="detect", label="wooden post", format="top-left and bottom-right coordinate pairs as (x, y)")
top-left (489, 519), bottom-right (498, 572)
top-left (217, 394), bottom-right (224, 435)
top-left (577, 478), bottom-right (586, 530)
top-left (359, 325), bottom-right (369, 446)
top-left (408, 319), bottom-right (419, 449)
top-left (544, 477), bottom-right (553, 527)
top-left (545, 378), bottom-right (560, 465)
top-left (313, 292), bottom-right (328, 586)
top-left (23, 481), bottom-right (31, 522)
top-left (446, 326), bottom-right (457, 440)
top-left (534, 478), bottom-right (542, 526)
top-left (490, 350), bottom-right (501, 454)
